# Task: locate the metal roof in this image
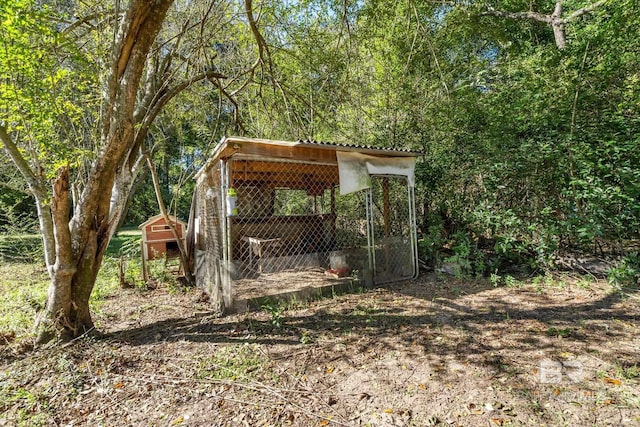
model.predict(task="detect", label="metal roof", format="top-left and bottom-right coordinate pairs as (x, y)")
top-left (213, 136), bottom-right (420, 158)
top-left (293, 138), bottom-right (421, 155)
top-left (195, 136), bottom-right (422, 180)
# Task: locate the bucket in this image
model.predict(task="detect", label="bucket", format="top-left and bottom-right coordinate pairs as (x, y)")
top-left (226, 188), bottom-right (238, 216)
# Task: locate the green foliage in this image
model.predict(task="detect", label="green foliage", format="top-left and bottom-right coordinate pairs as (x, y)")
top-left (417, 225), bottom-right (447, 267)
top-left (261, 302), bottom-right (285, 328)
top-left (148, 257), bottom-right (179, 289)
top-left (193, 343), bottom-right (267, 381)
top-left (106, 230), bottom-right (141, 258)
top-left (0, 0), bottom-right (94, 175)
top-left (608, 252), bottom-right (640, 289)
top-left (442, 231), bottom-right (484, 278)
top-left (0, 234), bottom-right (43, 263)
top-left (0, 263), bottom-right (47, 339)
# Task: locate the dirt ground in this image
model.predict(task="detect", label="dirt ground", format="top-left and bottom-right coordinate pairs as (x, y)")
top-left (1, 272), bottom-right (639, 426)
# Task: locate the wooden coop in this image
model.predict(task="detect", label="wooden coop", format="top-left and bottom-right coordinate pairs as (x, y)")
top-left (186, 136), bottom-right (421, 313)
top-left (139, 214), bottom-right (186, 281)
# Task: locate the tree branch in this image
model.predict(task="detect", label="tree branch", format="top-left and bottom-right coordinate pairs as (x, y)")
top-left (481, 8), bottom-right (552, 24)
top-left (481, 0), bottom-right (608, 49)
top-left (131, 69), bottom-right (227, 159)
top-left (0, 125), bottom-right (56, 270)
top-left (564, 0), bottom-right (608, 22)
top-left (0, 126), bottom-right (43, 195)
top-left (145, 154), bottom-right (194, 284)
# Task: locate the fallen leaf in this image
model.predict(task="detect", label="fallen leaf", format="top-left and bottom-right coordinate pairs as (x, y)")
top-left (468, 403), bottom-right (485, 415)
top-left (171, 417), bottom-right (183, 426)
top-left (501, 406), bottom-right (516, 416)
top-left (114, 382), bottom-right (124, 389)
top-left (326, 366), bottom-right (334, 374)
top-left (426, 415), bottom-right (439, 426)
top-left (419, 383), bottom-right (427, 390)
top-left (491, 418), bottom-right (505, 425)
top-left (603, 377), bottom-right (622, 386)
top-left (553, 388), bottom-right (561, 396)
top-left (318, 420), bottom-right (329, 426)
top-left (384, 409), bottom-right (394, 413)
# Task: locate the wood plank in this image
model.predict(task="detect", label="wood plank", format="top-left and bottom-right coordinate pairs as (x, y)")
top-left (233, 141), bottom-right (339, 164)
top-left (230, 159), bottom-right (339, 189)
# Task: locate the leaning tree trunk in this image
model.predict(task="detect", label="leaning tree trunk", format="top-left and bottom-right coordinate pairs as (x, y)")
top-left (35, 0), bottom-right (175, 344)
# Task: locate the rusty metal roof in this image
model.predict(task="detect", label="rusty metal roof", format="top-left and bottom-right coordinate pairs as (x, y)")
top-left (293, 138), bottom-right (422, 155)
top-left (195, 136), bottom-right (422, 180)
top-left (213, 136), bottom-right (421, 159)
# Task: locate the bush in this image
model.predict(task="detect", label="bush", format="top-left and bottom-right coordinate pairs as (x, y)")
top-left (608, 252), bottom-right (640, 289)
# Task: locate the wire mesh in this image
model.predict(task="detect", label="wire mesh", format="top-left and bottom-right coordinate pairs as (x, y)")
top-left (193, 154), bottom-right (418, 309)
top-left (368, 176), bottom-right (418, 284)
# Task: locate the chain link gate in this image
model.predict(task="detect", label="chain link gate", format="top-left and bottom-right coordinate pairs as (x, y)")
top-left (366, 176), bottom-right (419, 284)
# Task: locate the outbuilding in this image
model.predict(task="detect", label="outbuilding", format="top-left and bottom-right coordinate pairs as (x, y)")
top-left (186, 136), bottom-right (421, 313)
top-left (139, 214), bottom-right (186, 280)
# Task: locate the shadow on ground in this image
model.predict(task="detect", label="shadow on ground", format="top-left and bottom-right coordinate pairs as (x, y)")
top-left (109, 273), bottom-right (639, 372)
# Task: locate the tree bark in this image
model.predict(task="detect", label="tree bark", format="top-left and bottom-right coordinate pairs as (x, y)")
top-left (35, 167), bottom-right (76, 344)
top-left (33, 0), bottom-right (175, 344)
top-left (481, 0), bottom-right (608, 49)
top-left (146, 155), bottom-right (195, 284)
top-left (3, 0), bottom-right (260, 344)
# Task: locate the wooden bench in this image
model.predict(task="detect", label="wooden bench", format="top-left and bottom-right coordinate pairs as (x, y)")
top-left (242, 236), bottom-right (284, 273)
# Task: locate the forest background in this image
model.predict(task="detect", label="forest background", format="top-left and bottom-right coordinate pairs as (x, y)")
top-left (1, 0), bottom-right (639, 341)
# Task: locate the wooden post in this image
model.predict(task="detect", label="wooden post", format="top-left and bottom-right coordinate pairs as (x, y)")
top-left (383, 178), bottom-right (391, 238)
top-left (382, 178), bottom-right (391, 272)
top-left (141, 240), bottom-right (149, 283)
top-left (330, 186), bottom-right (336, 215)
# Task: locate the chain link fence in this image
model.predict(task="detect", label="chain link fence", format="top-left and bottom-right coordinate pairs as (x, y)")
top-left (189, 147), bottom-right (418, 312)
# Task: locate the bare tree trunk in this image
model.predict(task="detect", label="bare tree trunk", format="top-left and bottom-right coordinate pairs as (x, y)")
top-left (4, 0), bottom-right (253, 344)
top-left (146, 155), bottom-right (195, 284)
top-left (35, 167), bottom-right (76, 343)
top-left (33, 0), bottom-right (175, 344)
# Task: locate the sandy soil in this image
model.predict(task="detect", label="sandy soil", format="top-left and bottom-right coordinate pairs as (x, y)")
top-left (1, 272), bottom-right (639, 426)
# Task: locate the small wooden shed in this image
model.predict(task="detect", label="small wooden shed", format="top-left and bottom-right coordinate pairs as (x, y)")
top-left (186, 136), bottom-right (421, 313)
top-left (139, 214), bottom-right (186, 280)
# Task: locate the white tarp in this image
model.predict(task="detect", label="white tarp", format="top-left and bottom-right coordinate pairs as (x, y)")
top-left (336, 151), bottom-right (416, 195)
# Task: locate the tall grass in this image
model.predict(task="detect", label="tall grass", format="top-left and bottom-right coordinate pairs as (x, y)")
top-left (0, 230), bottom-right (143, 341)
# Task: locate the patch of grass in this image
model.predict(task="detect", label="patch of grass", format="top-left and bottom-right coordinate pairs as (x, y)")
top-left (0, 384), bottom-right (53, 426)
top-left (615, 364), bottom-right (640, 381)
top-left (106, 228), bottom-right (141, 258)
top-left (532, 273), bottom-right (568, 291)
top-left (91, 257), bottom-right (125, 310)
top-left (576, 276), bottom-right (593, 289)
top-left (261, 302), bottom-right (284, 328)
top-left (192, 344), bottom-right (270, 381)
top-left (0, 234), bottom-right (43, 263)
top-left (0, 263), bottom-right (48, 339)
top-left (0, 256), bottom-right (124, 340)
top-left (545, 327), bottom-right (573, 338)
